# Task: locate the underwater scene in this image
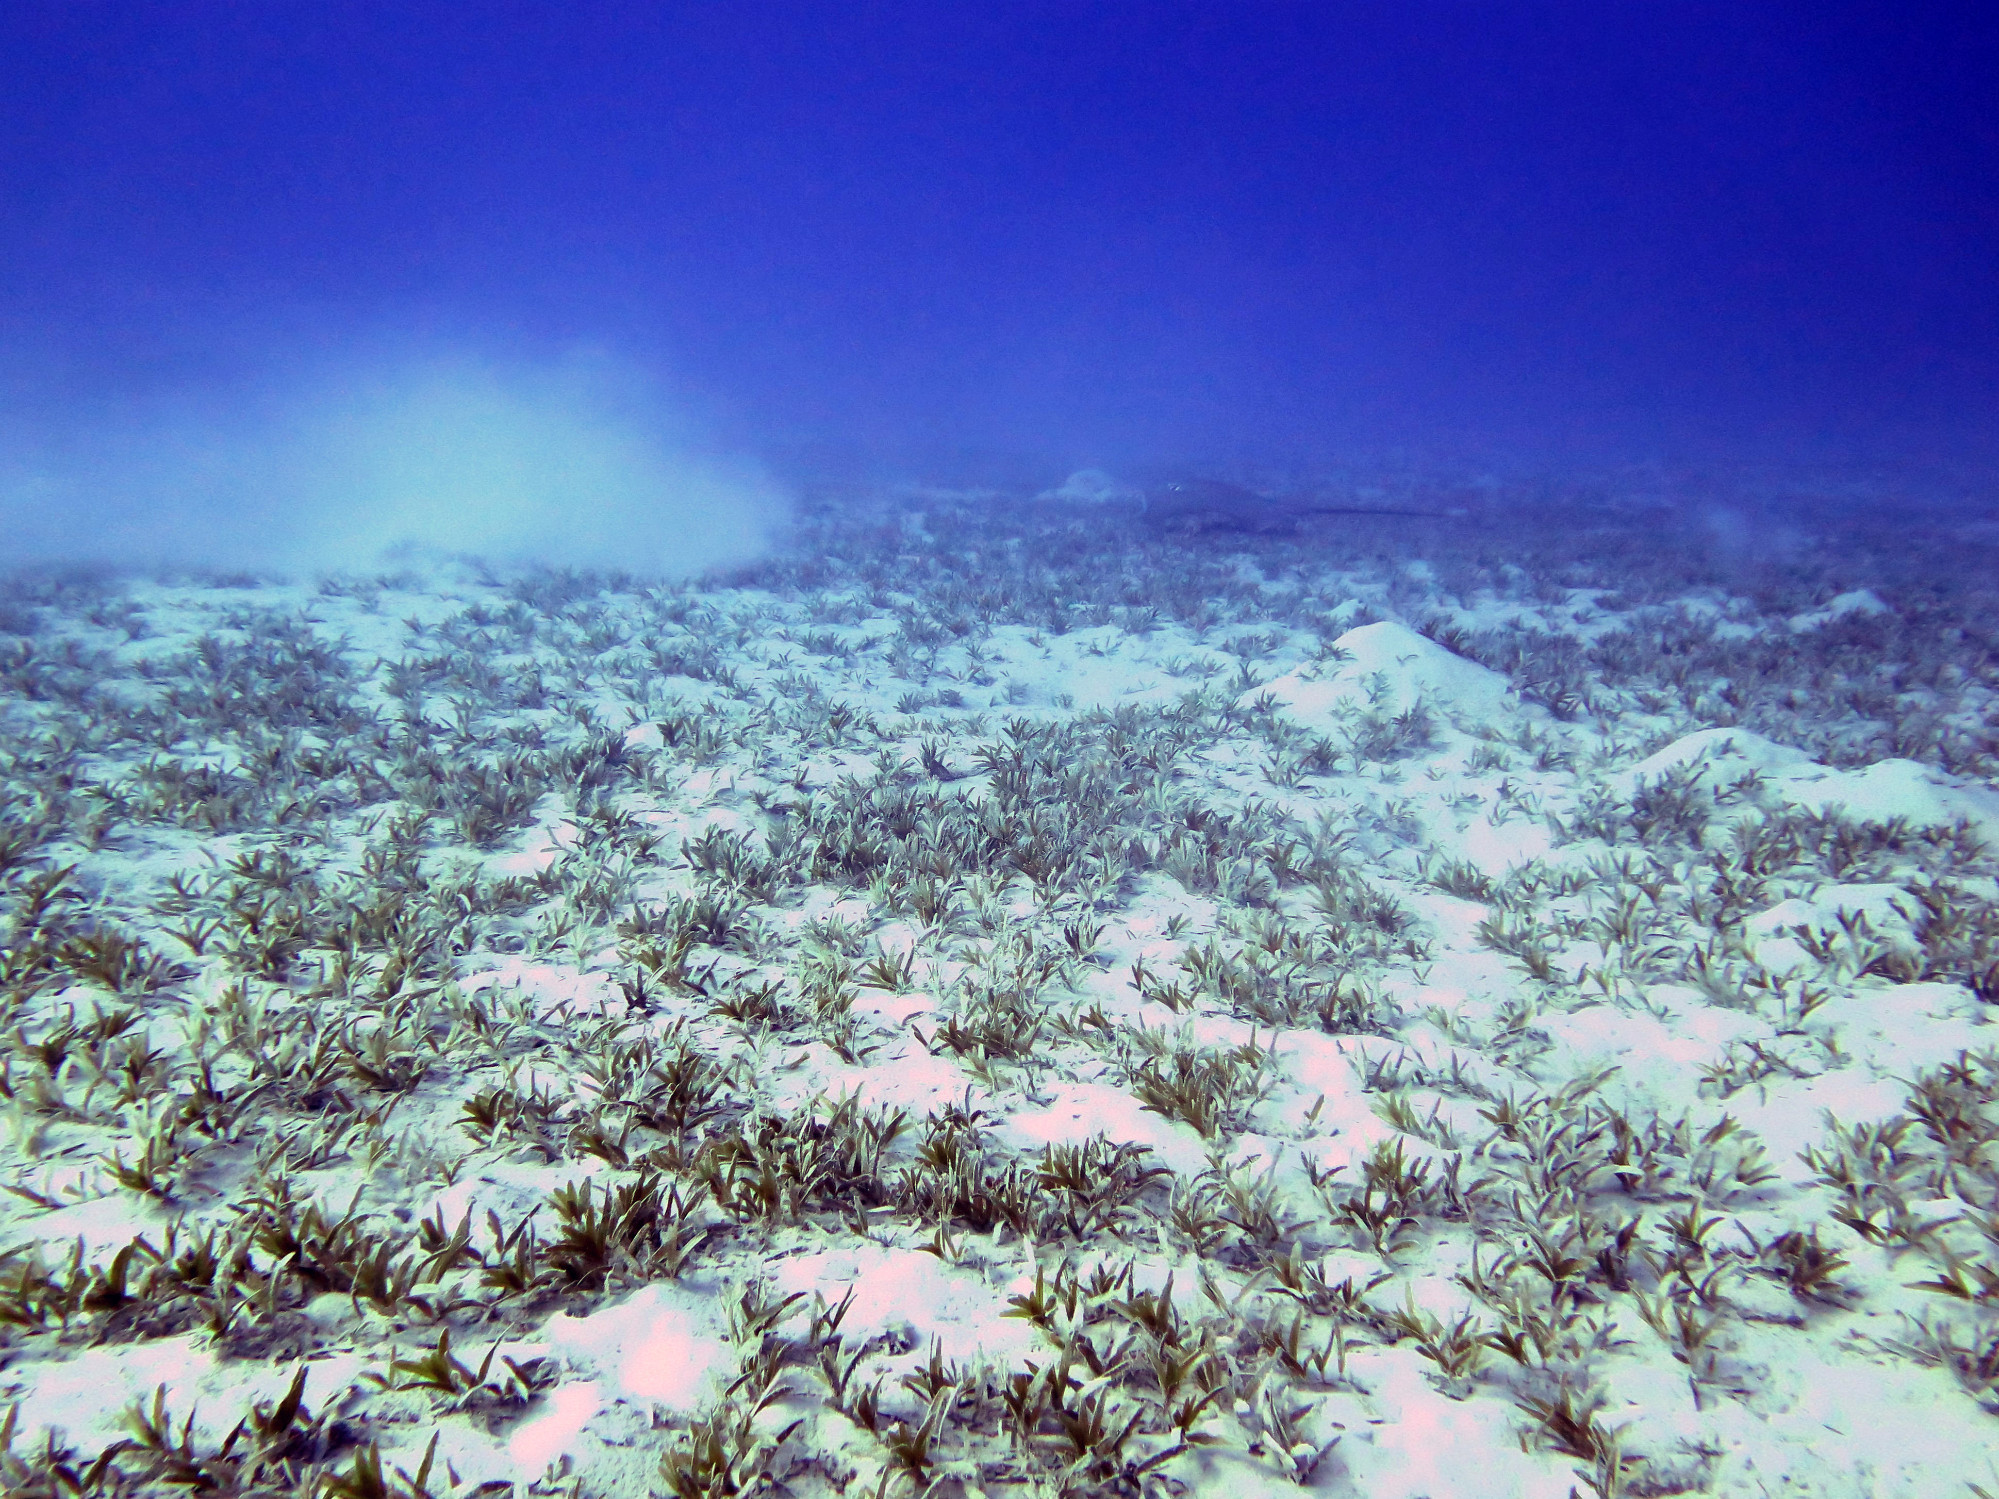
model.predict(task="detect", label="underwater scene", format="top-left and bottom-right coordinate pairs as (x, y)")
top-left (1, 479), bottom-right (1996, 1499)
top-left (2, 6), bottom-right (1996, 1499)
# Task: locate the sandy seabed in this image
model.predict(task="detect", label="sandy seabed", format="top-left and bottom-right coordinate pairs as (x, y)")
top-left (0, 485), bottom-right (1995, 1498)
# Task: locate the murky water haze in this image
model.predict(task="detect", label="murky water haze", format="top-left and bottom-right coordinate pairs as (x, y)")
top-left (1, 5), bottom-right (1993, 574)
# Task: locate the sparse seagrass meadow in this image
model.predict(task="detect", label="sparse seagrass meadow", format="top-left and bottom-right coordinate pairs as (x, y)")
top-left (5, 4), bottom-right (1998, 1495)
top-left (0, 481), bottom-right (1995, 1498)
